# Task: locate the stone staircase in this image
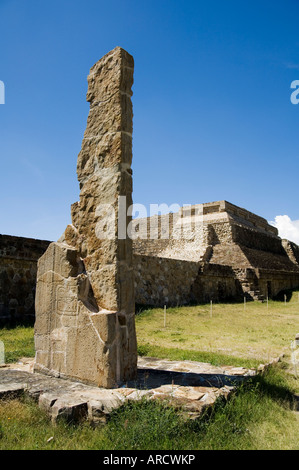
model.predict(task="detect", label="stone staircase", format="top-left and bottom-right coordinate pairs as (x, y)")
top-left (234, 269), bottom-right (266, 302)
top-left (245, 289), bottom-right (266, 302)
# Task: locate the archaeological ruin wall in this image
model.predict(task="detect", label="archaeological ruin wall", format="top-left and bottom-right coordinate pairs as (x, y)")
top-left (0, 235), bottom-right (50, 322)
top-left (134, 255), bottom-right (200, 307)
top-left (2, 197), bottom-right (299, 320)
top-left (133, 200), bottom-right (299, 306)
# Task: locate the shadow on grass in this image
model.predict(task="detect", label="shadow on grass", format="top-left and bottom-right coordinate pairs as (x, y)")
top-left (255, 367), bottom-right (296, 406)
top-left (186, 365), bottom-right (297, 436)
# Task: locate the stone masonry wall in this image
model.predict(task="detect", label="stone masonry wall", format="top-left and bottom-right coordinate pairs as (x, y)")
top-left (191, 263), bottom-right (243, 303)
top-left (3, 196), bottom-right (299, 318)
top-left (132, 201), bottom-right (299, 305)
top-left (132, 201), bottom-right (283, 263)
top-left (134, 254), bottom-right (200, 307)
top-left (0, 235), bottom-right (50, 321)
top-left (282, 239), bottom-right (299, 265)
top-left (255, 268), bottom-right (299, 299)
top-left (134, 257), bottom-right (245, 306)
top-left (231, 224), bottom-right (284, 254)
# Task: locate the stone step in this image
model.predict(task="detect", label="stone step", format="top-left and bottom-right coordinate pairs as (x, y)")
top-left (0, 358), bottom-right (258, 424)
top-left (247, 290), bottom-right (266, 301)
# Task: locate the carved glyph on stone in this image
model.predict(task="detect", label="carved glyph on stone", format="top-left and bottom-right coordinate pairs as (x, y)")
top-left (34, 47), bottom-right (137, 388)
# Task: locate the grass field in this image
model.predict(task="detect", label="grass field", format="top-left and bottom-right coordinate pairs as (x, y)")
top-left (0, 364), bottom-right (298, 450)
top-left (0, 325), bottom-right (35, 363)
top-left (0, 294), bottom-right (298, 450)
top-left (1, 292), bottom-right (298, 367)
top-left (136, 294), bottom-right (299, 368)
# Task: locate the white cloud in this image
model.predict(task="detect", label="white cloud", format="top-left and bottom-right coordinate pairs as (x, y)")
top-left (269, 215), bottom-right (299, 245)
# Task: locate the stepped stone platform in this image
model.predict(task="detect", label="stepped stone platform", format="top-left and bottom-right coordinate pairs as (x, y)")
top-left (0, 357), bottom-right (259, 423)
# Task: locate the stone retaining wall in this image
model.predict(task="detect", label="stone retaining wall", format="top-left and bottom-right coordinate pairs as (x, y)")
top-left (134, 254), bottom-right (200, 307)
top-left (0, 235), bottom-right (50, 321)
top-left (191, 263), bottom-right (242, 303)
top-left (2, 199), bottom-right (299, 318)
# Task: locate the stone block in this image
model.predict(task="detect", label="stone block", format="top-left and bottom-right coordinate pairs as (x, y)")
top-left (34, 47), bottom-right (137, 388)
top-left (50, 396), bottom-right (88, 424)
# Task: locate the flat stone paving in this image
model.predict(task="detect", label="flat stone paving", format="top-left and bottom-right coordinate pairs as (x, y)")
top-left (0, 357), bottom-right (263, 424)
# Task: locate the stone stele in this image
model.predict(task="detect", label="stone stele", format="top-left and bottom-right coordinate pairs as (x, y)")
top-left (34, 47), bottom-right (137, 388)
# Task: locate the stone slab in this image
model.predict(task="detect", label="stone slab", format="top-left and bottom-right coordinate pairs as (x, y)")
top-left (0, 356), bottom-right (261, 423)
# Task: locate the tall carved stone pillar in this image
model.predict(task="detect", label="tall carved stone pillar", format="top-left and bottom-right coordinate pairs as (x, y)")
top-left (34, 47), bottom-right (137, 388)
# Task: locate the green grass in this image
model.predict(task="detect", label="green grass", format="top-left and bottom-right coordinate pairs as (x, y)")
top-left (0, 296), bottom-right (299, 449)
top-left (137, 343), bottom-right (261, 368)
top-left (0, 325), bottom-right (35, 363)
top-left (0, 364), bottom-right (298, 450)
top-left (1, 293), bottom-right (298, 367)
top-left (191, 364), bottom-right (299, 450)
top-left (136, 292), bottom-right (299, 365)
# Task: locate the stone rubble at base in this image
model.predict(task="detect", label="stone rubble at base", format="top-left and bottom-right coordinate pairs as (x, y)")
top-left (1, 356), bottom-right (272, 424)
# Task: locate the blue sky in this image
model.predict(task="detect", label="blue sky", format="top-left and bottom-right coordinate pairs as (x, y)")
top-left (0, 0), bottom-right (299, 242)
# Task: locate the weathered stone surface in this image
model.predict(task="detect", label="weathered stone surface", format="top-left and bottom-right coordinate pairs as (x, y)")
top-left (0, 382), bottom-right (27, 399)
top-left (34, 47), bottom-right (137, 388)
top-left (1, 356), bottom-right (261, 424)
top-left (0, 235), bottom-right (50, 322)
top-left (49, 396), bottom-right (89, 424)
top-left (3, 195), bottom-right (299, 322)
top-left (133, 200), bottom-right (299, 306)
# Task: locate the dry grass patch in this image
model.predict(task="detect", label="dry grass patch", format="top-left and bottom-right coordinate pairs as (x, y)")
top-left (136, 292), bottom-right (299, 364)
